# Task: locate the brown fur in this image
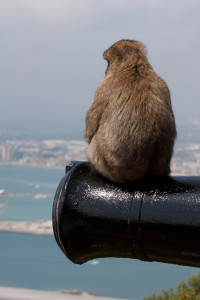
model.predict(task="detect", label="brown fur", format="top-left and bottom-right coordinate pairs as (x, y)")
top-left (84, 40), bottom-right (176, 183)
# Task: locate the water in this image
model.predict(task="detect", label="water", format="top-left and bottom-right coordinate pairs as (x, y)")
top-left (0, 165), bottom-right (199, 299)
top-left (0, 164), bottom-right (63, 221)
top-left (0, 164), bottom-right (63, 193)
top-left (0, 232), bottom-right (199, 300)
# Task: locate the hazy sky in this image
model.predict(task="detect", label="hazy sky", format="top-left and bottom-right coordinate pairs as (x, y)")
top-left (0, 0), bottom-right (200, 139)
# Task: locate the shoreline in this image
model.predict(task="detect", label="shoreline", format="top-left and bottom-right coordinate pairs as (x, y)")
top-left (0, 286), bottom-right (124, 300)
top-left (0, 220), bottom-right (53, 235)
top-left (0, 161), bottom-right (64, 171)
top-left (0, 161), bottom-right (186, 177)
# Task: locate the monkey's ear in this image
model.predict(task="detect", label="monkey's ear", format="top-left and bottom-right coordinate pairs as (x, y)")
top-left (103, 46), bottom-right (123, 63)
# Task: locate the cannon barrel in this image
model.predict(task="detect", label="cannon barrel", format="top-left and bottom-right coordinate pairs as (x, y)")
top-left (52, 161), bottom-right (200, 267)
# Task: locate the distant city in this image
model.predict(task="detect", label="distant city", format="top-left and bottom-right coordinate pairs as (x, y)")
top-left (1, 121), bottom-right (200, 175)
top-left (172, 143), bottom-right (200, 176)
top-left (0, 139), bottom-right (87, 169)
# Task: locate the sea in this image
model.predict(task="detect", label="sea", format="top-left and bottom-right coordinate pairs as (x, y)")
top-left (0, 164), bottom-right (199, 300)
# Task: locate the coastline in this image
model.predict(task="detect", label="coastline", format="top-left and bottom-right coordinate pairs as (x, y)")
top-left (0, 161), bottom-right (64, 170)
top-left (0, 164), bottom-right (57, 236)
top-left (0, 286), bottom-right (124, 300)
top-left (0, 220), bottom-right (53, 235)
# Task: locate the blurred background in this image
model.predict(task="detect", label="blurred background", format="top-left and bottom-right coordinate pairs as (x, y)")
top-left (0, 1), bottom-right (200, 299)
top-left (0, 0), bottom-right (199, 140)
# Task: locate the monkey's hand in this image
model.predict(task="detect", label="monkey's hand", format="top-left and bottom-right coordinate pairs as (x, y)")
top-left (84, 111), bottom-right (101, 143)
top-left (84, 129), bottom-right (93, 144)
top-left (84, 97), bottom-right (107, 143)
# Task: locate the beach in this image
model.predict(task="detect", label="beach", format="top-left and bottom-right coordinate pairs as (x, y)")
top-left (0, 220), bottom-right (53, 235)
top-left (0, 286), bottom-right (125, 300)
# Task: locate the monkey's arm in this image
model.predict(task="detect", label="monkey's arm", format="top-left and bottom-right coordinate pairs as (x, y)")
top-left (84, 96), bottom-right (108, 143)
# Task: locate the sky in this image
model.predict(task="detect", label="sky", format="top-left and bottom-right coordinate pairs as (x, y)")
top-left (0, 0), bottom-right (200, 139)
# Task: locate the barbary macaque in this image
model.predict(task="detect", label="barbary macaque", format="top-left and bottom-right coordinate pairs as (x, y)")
top-left (84, 39), bottom-right (176, 183)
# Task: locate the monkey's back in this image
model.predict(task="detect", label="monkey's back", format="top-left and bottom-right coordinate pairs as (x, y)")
top-left (86, 40), bottom-right (176, 182)
top-left (91, 66), bottom-right (176, 181)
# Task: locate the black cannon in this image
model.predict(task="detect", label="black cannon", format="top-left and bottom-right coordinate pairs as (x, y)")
top-left (52, 161), bottom-right (200, 267)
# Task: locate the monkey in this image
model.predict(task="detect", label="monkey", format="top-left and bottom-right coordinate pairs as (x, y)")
top-left (84, 39), bottom-right (176, 183)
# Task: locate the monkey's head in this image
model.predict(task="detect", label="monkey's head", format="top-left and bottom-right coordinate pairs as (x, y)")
top-left (103, 40), bottom-right (147, 75)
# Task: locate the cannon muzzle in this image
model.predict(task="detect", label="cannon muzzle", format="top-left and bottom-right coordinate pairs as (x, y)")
top-left (52, 161), bottom-right (200, 267)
